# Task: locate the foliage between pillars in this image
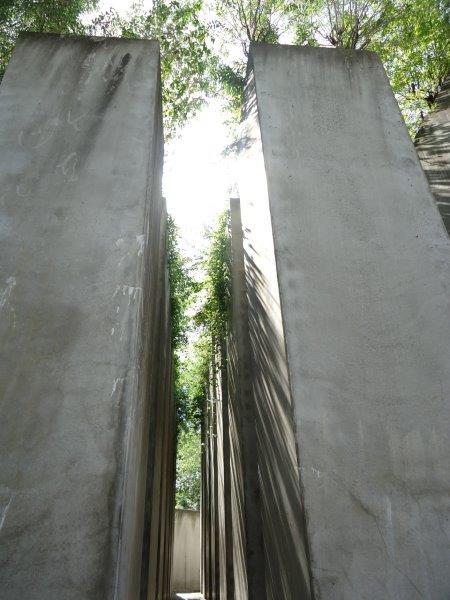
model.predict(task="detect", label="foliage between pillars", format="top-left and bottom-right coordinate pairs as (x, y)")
top-left (195, 210), bottom-right (231, 344)
top-left (211, 0), bottom-right (286, 127)
top-left (194, 210), bottom-right (231, 473)
top-left (172, 335), bottom-right (210, 509)
top-left (167, 216), bottom-right (208, 509)
top-left (175, 427), bottom-right (202, 509)
top-left (168, 211), bottom-right (231, 510)
top-left (213, 0), bottom-right (284, 56)
top-left (167, 215), bottom-right (195, 353)
top-left (167, 215), bottom-right (199, 433)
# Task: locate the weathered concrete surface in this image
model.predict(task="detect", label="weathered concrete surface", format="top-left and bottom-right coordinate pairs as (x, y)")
top-left (238, 44), bottom-right (450, 599)
top-left (201, 347), bottom-right (234, 600)
top-left (238, 59), bottom-right (312, 600)
top-left (0, 33), bottom-right (173, 599)
top-left (143, 259), bottom-right (176, 600)
top-left (171, 509), bottom-right (201, 593)
top-left (415, 75), bottom-right (450, 234)
top-left (227, 198), bottom-right (265, 600)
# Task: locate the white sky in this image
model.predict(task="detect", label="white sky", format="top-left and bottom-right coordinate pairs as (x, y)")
top-left (88, 0), bottom-right (235, 259)
top-left (163, 100), bottom-right (235, 256)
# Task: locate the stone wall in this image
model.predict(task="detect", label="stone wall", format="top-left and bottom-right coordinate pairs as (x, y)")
top-left (0, 33), bottom-right (175, 600)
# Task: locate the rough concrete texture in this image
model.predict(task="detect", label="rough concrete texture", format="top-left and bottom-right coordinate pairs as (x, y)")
top-left (238, 44), bottom-right (450, 599)
top-left (201, 348), bottom-right (234, 600)
top-left (171, 510), bottom-right (201, 593)
top-left (415, 75), bottom-right (450, 233)
top-left (238, 58), bottom-right (312, 600)
top-left (227, 198), bottom-right (265, 600)
top-left (0, 33), bottom-right (174, 599)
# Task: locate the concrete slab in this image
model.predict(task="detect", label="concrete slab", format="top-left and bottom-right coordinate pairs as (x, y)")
top-left (0, 33), bottom-right (170, 599)
top-left (171, 509), bottom-right (201, 593)
top-left (238, 44), bottom-right (450, 599)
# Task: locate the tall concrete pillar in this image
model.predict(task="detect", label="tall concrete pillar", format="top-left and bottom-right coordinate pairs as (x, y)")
top-left (202, 347), bottom-right (234, 600)
top-left (0, 33), bottom-right (173, 599)
top-left (215, 347), bottom-right (234, 600)
top-left (238, 44), bottom-right (450, 599)
top-left (227, 198), bottom-right (265, 600)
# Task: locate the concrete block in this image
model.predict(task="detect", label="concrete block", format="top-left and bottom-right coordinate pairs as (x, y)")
top-left (0, 33), bottom-right (171, 599)
top-left (238, 44), bottom-right (450, 599)
top-left (171, 509), bottom-right (201, 593)
top-left (228, 198), bottom-right (265, 600)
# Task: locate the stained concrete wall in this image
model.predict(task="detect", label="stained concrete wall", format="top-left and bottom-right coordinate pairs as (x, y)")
top-left (0, 33), bottom-right (174, 600)
top-left (171, 510), bottom-right (201, 593)
top-left (415, 75), bottom-right (450, 233)
top-left (237, 44), bottom-right (450, 599)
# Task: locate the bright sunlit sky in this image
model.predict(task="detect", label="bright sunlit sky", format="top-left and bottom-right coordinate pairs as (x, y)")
top-left (163, 100), bottom-right (236, 255)
top-left (87, 0), bottom-right (236, 259)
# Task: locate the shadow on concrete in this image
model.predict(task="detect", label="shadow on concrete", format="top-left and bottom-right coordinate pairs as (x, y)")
top-left (415, 76), bottom-right (450, 234)
top-left (243, 243), bottom-right (313, 599)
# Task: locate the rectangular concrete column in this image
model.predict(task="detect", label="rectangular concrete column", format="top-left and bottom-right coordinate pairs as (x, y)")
top-left (0, 33), bottom-right (172, 599)
top-left (202, 347), bottom-right (233, 600)
top-left (227, 198), bottom-right (265, 600)
top-left (215, 346), bottom-right (234, 600)
top-left (238, 44), bottom-right (450, 599)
